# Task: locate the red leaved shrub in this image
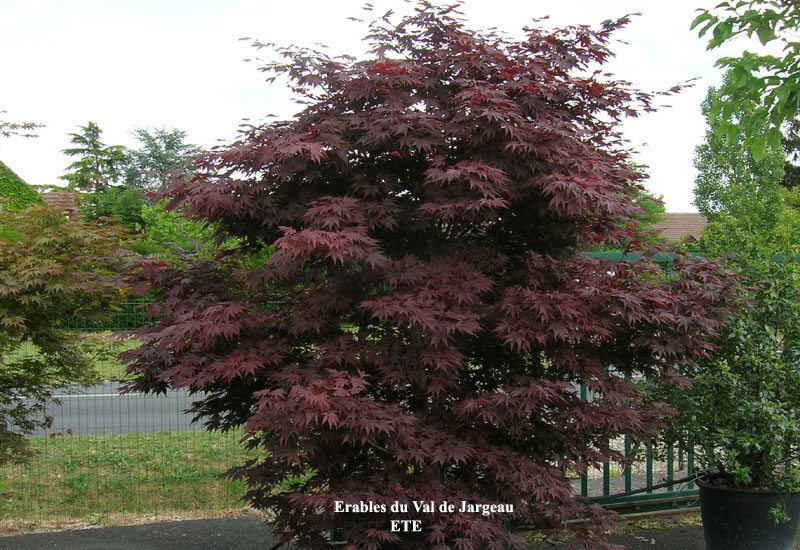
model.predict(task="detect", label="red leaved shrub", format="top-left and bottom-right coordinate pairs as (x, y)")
top-left (123, 3), bottom-right (737, 548)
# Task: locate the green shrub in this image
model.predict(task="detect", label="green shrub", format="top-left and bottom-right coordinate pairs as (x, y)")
top-left (78, 186), bottom-right (145, 230)
top-left (128, 199), bottom-right (214, 257)
top-left (650, 234), bottom-right (800, 493)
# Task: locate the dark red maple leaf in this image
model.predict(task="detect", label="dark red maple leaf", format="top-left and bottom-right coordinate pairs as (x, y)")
top-left (122, 3), bottom-right (739, 550)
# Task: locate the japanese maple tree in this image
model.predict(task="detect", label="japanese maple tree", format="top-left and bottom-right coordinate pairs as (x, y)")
top-left (1, 206), bottom-right (124, 464)
top-left (124, 3), bottom-right (737, 549)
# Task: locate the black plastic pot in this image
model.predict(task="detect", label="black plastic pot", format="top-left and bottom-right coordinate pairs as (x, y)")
top-left (698, 479), bottom-right (800, 550)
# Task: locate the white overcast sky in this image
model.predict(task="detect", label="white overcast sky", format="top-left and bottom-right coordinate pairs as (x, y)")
top-left (1, 0), bottom-right (751, 212)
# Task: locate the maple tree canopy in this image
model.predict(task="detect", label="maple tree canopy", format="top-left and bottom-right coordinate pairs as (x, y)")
top-left (124, 3), bottom-right (738, 549)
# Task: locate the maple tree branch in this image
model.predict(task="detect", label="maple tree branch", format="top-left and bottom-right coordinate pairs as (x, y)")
top-left (0, 110), bottom-right (44, 139)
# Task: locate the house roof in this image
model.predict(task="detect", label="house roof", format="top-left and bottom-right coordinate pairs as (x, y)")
top-left (651, 212), bottom-right (708, 242)
top-left (40, 191), bottom-right (80, 221)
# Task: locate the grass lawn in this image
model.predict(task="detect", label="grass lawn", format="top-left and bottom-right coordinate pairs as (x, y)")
top-left (11, 332), bottom-right (139, 383)
top-left (0, 430), bottom-right (258, 534)
top-left (3, 332), bottom-right (262, 535)
top-left (83, 333), bottom-right (140, 382)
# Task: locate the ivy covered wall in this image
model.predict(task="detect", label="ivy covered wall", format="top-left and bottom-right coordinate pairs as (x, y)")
top-left (0, 160), bottom-right (42, 212)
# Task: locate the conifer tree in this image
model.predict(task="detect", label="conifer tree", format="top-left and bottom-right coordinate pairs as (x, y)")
top-left (60, 122), bottom-right (126, 192)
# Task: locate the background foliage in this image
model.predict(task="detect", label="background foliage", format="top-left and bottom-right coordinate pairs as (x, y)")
top-left (60, 124), bottom-right (199, 244)
top-left (692, 0), bottom-right (800, 160)
top-left (127, 199), bottom-right (227, 262)
top-left (123, 127), bottom-right (195, 190)
top-left (693, 80), bottom-right (785, 234)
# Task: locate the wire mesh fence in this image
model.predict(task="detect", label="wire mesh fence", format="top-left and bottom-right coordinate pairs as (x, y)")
top-left (1, 336), bottom-right (255, 533)
top-left (61, 299), bottom-right (152, 332)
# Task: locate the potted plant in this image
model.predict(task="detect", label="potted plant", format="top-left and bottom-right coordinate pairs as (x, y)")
top-left (650, 245), bottom-right (800, 550)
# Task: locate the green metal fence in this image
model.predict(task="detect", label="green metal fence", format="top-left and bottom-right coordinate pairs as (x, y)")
top-left (577, 383), bottom-right (700, 516)
top-left (577, 251), bottom-right (702, 515)
top-left (61, 299), bottom-right (152, 332)
top-left (579, 440), bottom-right (699, 516)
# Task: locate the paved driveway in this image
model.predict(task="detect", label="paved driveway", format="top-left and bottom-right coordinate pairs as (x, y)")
top-left (0, 516), bottom-right (714, 550)
top-left (0, 517), bottom-right (286, 550)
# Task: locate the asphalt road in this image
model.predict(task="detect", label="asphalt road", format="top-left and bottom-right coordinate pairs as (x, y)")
top-left (24, 382), bottom-right (204, 436)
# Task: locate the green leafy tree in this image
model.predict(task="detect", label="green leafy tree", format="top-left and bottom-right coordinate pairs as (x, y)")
top-left (79, 186), bottom-right (145, 230)
top-left (780, 119), bottom-right (800, 190)
top-left (693, 81), bottom-right (785, 233)
top-left (60, 122), bottom-right (127, 192)
top-left (124, 127), bottom-right (196, 190)
top-left (647, 97), bottom-right (800, 521)
top-left (77, 127), bottom-right (197, 230)
top-left (674, 24), bottom-right (800, 494)
top-left (0, 206), bottom-right (125, 464)
top-left (60, 122), bottom-right (143, 228)
top-left (672, 71), bottom-right (800, 494)
top-left (128, 199), bottom-right (219, 260)
top-left (692, 1), bottom-right (800, 160)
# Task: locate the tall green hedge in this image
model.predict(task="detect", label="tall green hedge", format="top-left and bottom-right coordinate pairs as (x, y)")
top-left (0, 160), bottom-right (42, 212)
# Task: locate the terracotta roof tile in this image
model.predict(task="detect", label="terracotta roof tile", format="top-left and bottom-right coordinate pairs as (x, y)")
top-left (651, 212), bottom-right (707, 242)
top-left (40, 192), bottom-right (80, 221)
